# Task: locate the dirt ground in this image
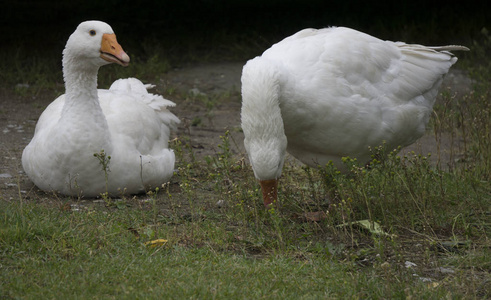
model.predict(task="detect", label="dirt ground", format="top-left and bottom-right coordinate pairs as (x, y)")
top-left (0, 62), bottom-right (473, 201)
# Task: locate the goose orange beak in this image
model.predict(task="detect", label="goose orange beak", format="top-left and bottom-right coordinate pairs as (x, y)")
top-left (100, 33), bottom-right (130, 66)
top-left (260, 179), bottom-right (278, 207)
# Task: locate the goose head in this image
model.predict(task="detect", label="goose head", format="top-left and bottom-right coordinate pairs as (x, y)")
top-left (245, 138), bottom-right (286, 208)
top-left (63, 20), bottom-right (130, 69)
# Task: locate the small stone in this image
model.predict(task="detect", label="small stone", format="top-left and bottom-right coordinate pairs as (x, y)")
top-left (416, 275), bottom-right (433, 282)
top-left (438, 267), bottom-right (455, 274)
top-left (189, 88), bottom-right (206, 97)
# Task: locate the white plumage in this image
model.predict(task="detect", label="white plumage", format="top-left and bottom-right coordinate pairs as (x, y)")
top-left (22, 21), bottom-right (179, 197)
top-left (241, 27), bottom-right (468, 206)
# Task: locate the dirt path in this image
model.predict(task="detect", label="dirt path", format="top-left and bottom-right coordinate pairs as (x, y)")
top-left (161, 62), bottom-right (246, 159)
top-left (0, 62), bottom-right (472, 201)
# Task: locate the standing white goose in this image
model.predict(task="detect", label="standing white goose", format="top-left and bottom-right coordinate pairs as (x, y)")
top-left (22, 21), bottom-right (180, 197)
top-left (241, 27), bottom-right (468, 207)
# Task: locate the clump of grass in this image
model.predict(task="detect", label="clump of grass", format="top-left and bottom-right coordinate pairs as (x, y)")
top-left (0, 47), bottom-right (62, 98)
top-left (310, 149), bottom-right (488, 239)
top-left (460, 28), bottom-right (491, 83)
top-left (98, 53), bottom-right (172, 88)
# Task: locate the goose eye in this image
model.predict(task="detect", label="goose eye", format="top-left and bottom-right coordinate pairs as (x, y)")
top-left (89, 30), bottom-right (96, 36)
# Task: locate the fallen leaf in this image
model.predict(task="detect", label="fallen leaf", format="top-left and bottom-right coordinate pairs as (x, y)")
top-left (145, 239), bottom-right (168, 248)
top-left (337, 219), bottom-right (395, 237)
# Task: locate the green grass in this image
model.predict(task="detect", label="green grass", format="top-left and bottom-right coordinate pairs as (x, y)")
top-left (1, 26), bottom-right (490, 299)
top-left (1, 126), bottom-right (489, 298)
top-left (1, 197), bottom-right (486, 299)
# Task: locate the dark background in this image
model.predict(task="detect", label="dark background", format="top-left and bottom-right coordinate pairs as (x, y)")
top-left (0, 0), bottom-right (488, 63)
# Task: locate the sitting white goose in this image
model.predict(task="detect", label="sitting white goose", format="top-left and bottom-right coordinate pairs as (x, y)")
top-left (241, 27), bottom-right (468, 207)
top-left (22, 21), bottom-right (180, 197)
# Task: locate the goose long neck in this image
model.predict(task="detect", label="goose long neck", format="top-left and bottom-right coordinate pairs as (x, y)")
top-left (60, 48), bottom-right (107, 122)
top-left (62, 55), bottom-right (100, 111)
top-left (59, 53), bottom-right (112, 150)
top-left (241, 58), bottom-right (287, 180)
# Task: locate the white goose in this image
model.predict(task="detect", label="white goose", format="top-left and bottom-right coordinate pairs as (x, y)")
top-left (241, 27), bottom-right (468, 207)
top-left (22, 21), bottom-right (180, 197)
